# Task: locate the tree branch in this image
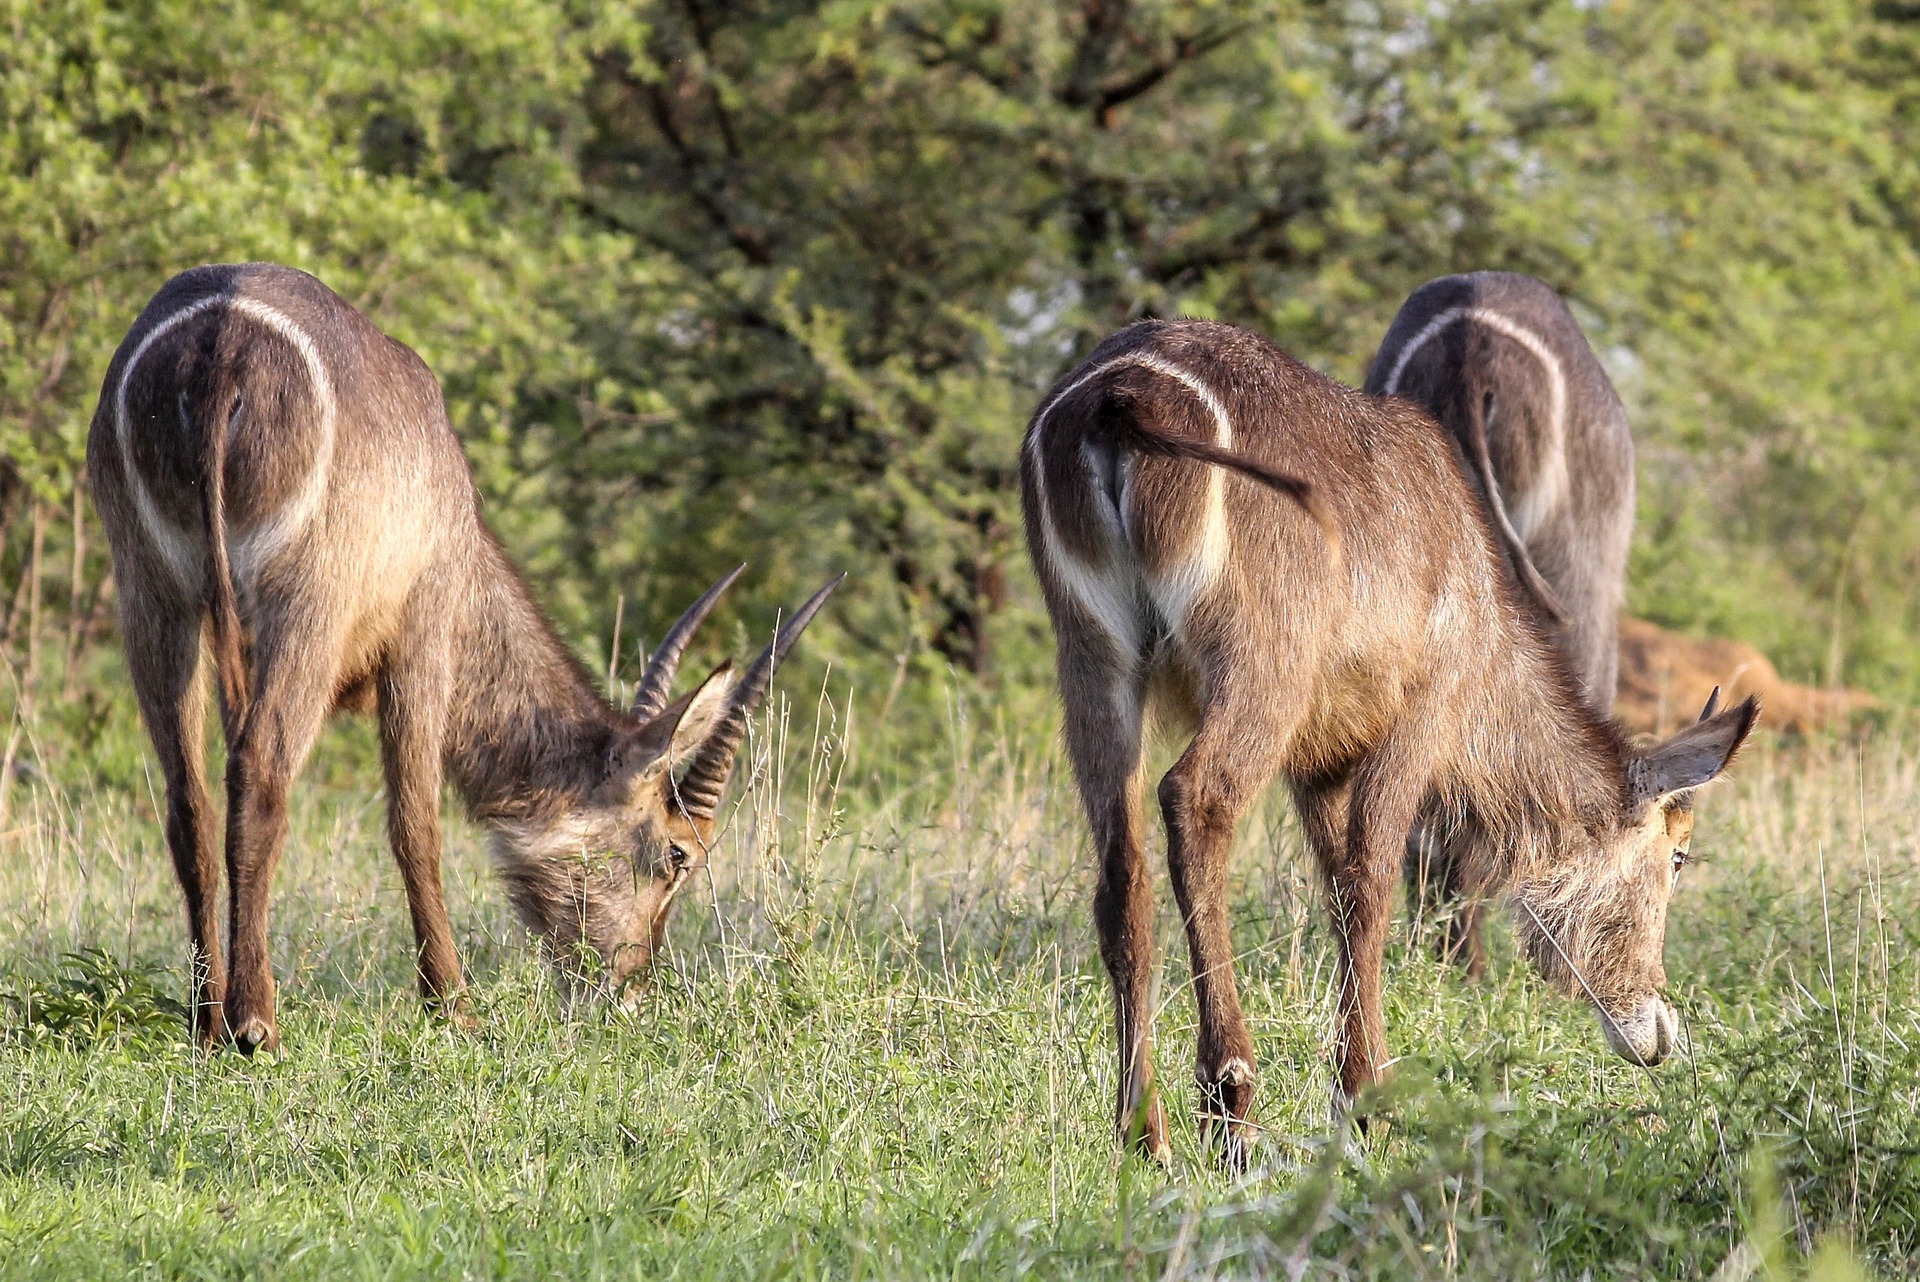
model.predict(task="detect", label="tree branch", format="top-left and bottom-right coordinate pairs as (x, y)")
top-left (1088, 25), bottom-right (1246, 125)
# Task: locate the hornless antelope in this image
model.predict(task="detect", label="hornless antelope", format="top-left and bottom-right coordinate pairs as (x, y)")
top-left (1366, 272), bottom-right (1636, 977)
top-left (1368, 272), bottom-right (1634, 711)
top-left (87, 263), bottom-right (839, 1053)
top-left (1022, 319), bottom-right (1755, 1169)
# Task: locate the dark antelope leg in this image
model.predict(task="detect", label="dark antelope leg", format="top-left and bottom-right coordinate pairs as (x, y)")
top-left (377, 647), bottom-right (465, 1019)
top-left (1320, 721), bottom-right (1440, 1107)
top-left (1057, 641), bottom-right (1164, 1162)
top-left (1159, 689), bottom-right (1292, 1173)
top-left (1406, 818), bottom-right (1487, 982)
top-left (121, 583), bottom-right (224, 1046)
top-left (220, 620), bottom-right (340, 1054)
top-left (1433, 829), bottom-right (1488, 983)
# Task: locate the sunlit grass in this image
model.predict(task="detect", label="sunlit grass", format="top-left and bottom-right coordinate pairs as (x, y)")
top-left (0, 674), bottom-right (1913, 1278)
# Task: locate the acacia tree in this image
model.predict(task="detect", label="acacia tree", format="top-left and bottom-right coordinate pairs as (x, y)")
top-left (1572, 4), bottom-right (1920, 691)
top-left (547, 0), bottom-right (1920, 690)
top-left (0, 0), bottom-right (629, 690)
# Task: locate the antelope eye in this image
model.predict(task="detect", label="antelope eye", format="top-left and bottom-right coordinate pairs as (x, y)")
top-left (668, 843), bottom-right (691, 870)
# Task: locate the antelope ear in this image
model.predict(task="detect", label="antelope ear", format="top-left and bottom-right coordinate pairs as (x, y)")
top-left (606, 664), bottom-right (737, 791)
top-left (641, 663), bottom-right (737, 772)
top-left (1627, 695), bottom-right (1760, 818)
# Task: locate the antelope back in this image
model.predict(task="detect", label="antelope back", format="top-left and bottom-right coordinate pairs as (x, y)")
top-left (1024, 319), bottom-right (1527, 772)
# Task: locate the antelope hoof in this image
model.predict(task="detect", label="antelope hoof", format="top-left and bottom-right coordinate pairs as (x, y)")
top-left (1134, 1134), bottom-right (1174, 1169)
top-left (1200, 1058), bottom-right (1257, 1173)
top-left (230, 1015), bottom-right (279, 1056)
top-left (1119, 1097), bottom-right (1173, 1168)
top-left (1330, 1080), bottom-right (1395, 1151)
top-left (1330, 1083), bottom-right (1362, 1131)
top-left (189, 1001), bottom-right (226, 1051)
top-left (429, 989), bottom-right (479, 1032)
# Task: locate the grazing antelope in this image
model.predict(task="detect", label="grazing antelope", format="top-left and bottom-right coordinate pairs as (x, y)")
top-left (1366, 272), bottom-right (1636, 977)
top-left (87, 263), bottom-right (839, 1053)
top-left (1022, 318), bottom-right (1755, 1169)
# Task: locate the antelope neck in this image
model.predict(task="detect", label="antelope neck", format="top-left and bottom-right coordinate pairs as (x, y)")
top-left (443, 537), bottom-right (626, 826)
top-left (1462, 628), bottom-right (1627, 880)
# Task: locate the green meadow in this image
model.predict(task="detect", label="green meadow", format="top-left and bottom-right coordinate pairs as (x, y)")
top-left (6, 1), bottom-right (1920, 1277)
top-left (1, 670), bottom-right (1913, 1279)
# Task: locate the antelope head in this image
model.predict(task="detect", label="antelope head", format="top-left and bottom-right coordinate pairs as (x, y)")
top-left (1511, 689), bottom-right (1759, 1066)
top-left (496, 569), bottom-right (843, 1001)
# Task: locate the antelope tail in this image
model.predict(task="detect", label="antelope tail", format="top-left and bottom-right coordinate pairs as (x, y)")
top-left (202, 394), bottom-right (250, 733)
top-left (1101, 401), bottom-right (1342, 558)
top-left (1463, 388), bottom-right (1566, 626)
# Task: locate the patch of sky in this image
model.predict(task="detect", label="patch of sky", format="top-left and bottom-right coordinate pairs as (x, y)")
top-left (1382, 20), bottom-right (1432, 60)
top-left (1003, 280), bottom-right (1083, 372)
top-left (1601, 344), bottom-right (1646, 398)
top-left (658, 308), bottom-right (704, 348)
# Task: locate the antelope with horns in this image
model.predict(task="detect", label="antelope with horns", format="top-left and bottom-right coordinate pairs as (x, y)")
top-left (1366, 272), bottom-right (1636, 978)
top-left (1022, 318), bottom-right (1755, 1170)
top-left (88, 263), bottom-right (840, 1053)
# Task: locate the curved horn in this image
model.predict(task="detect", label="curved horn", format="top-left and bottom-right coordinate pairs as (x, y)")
top-left (673, 574), bottom-right (845, 819)
top-left (1466, 389), bottom-right (1567, 627)
top-left (1699, 685), bottom-right (1722, 723)
top-left (630, 564), bottom-right (747, 722)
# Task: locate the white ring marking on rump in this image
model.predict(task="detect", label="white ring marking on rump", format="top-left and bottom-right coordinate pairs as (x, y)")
top-left (1380, 305), bottom-right (1568, 538)
top-left (1026, 376), bottom-right (1141, 661)
top-left (1111, 352), bottom-right (1232, 633)
top-left (114, 295), bottom-right (226, 587)
top-left (1025, 351), bottom-right (1238, 657)
top-left (115, 293), bottom-right (338, 588)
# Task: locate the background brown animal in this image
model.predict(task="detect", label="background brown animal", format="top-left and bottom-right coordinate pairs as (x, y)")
top-left (87, 263), bottom-right (837, 1052)
top-left (1023, 317), bottom-right (1755, 1170)
top-left (1615, 616), bottom-right (1874, 736)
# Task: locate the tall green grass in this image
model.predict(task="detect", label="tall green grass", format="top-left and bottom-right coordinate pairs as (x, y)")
top-left (0, 669), bottom-right (1913, 1278)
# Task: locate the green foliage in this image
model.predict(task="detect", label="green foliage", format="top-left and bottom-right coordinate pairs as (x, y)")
top-left (4, 12), bottom-right (1915, 1270)
top-left (1, 948), bottom-right (186, 1047)
top-left (3, 0), bottom-right (1919, 701)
